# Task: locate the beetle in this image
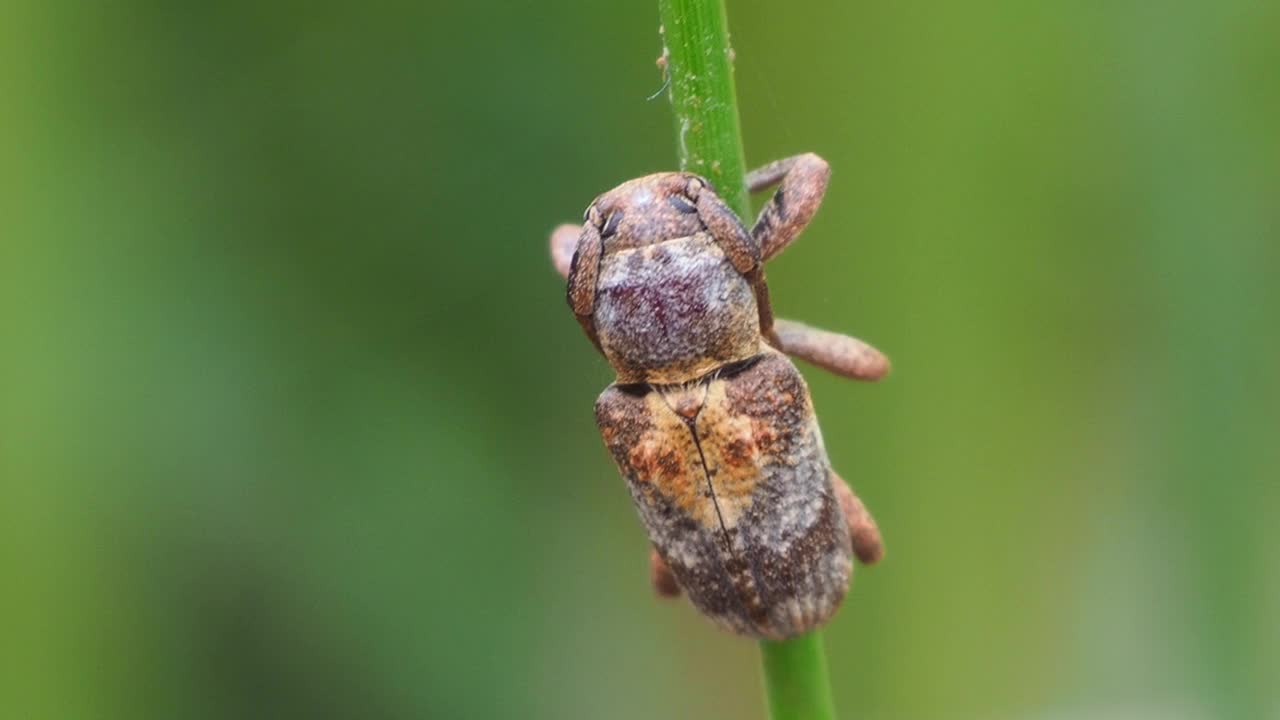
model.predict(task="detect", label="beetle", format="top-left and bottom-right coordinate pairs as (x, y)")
top-left (548, 153), bottom-right (886, 639)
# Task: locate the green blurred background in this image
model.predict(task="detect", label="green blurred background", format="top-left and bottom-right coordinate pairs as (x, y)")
top-left (2, 1), bottom-right (1277, 718)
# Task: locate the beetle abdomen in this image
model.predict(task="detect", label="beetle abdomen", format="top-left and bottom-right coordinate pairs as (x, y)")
top-left (595, 349), bottom-right (853, 639)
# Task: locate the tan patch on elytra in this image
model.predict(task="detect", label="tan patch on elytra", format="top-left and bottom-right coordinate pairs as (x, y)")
top-left (626, 379), bottom-right (776, 533)
top-left (627, 390), bottom-right (719, 529)
top-left (694, 379), bottom-right (765, 529)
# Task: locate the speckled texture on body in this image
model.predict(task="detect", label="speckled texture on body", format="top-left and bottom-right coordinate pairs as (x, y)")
top-left (595, 348), bottom-right (854, 639)
top-left (595, 235), bottom-right (761, 385)
top-left (571, 172), bottom-right (765, 386)
top-left (555, 160), bottom-right (885, 639)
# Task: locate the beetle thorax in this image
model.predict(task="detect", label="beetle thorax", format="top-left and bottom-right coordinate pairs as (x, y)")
top-left (594, 233), bottom-right (762, 385)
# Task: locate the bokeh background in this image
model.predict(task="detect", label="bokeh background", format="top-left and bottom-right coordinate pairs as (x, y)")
top-left (3, 1), bottom-right (1278, 718)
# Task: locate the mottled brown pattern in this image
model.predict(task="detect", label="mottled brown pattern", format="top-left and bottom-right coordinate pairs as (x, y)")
top-left (624, 389), bottom-right (718, 528)
top-left (554, 156), bottom-right (888, 640)
top-left (720, 350), bottom-right (854, 638)
top-left (595, 385), bottom-right (751, 629)
top-left (596, 349), bottom-right (856, 639)
top-left (595, 235), bottom-right (761, 385)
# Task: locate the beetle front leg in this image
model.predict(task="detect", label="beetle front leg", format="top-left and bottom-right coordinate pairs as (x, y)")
top-left (747, 154), bottom-right (890, 380)
top-left (690, 180), bottom-right (777, 336)
top-left (746, 153), bottom-right (831, 262)
top-left (550, 219), bottom-right (606, 354)
top-left (832, 472), bottom-right (884, 565)
top-left (772, 318), bottom-right (890, 381)
top-left (649, 547), bottom-right (681, 597)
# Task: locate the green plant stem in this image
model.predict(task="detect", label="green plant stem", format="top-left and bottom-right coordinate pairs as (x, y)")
top-left (657, 2), bottom-right (840, 719)
top-left (658, 0), bottom-right (749, 218)
top-left (760, 633), bottom-right (838, 720)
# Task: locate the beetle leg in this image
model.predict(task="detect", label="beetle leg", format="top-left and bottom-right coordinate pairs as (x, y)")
top-left (690, 181), bottom-right (777, 338)
top-left (746, 153), bottom-right (831, 262)
top-left (832, 472), bottom-right (883, 565)
top-left (554, 219), bottom-right (605, 354)
top-left (770, 318), bottom-right (890, 381)
top-left (692, 184), bottom-right (760, 273)
top-left (549, 223), bottom-right (580, 278)
top-left (649, 547), bottom-right (681, 598)
top-left (747, 155), bottom-right (890, 380)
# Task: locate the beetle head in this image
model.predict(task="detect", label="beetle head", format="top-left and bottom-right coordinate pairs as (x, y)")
top-left (581, 173), bottom-right (763, 385)
top-left (584, 172), bottom-right (709, 252)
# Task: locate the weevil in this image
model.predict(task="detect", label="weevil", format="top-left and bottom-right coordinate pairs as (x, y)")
top-left (548, 154), bottom-right (886, 640)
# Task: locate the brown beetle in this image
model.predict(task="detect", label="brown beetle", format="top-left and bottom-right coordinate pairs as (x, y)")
top-left (549, 154), bottom-right (886, 639)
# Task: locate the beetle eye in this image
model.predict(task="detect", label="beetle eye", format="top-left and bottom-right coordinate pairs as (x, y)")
top-left (668, 194), bottom-right (697, 214)
top-left (601, 211), bottom-right (622, 238)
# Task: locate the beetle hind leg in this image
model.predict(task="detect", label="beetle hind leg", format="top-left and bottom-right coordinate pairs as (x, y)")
top-left (833, 472), bottom-right (884, 565)
top-left (649, 547), bottom-right (681, 597)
